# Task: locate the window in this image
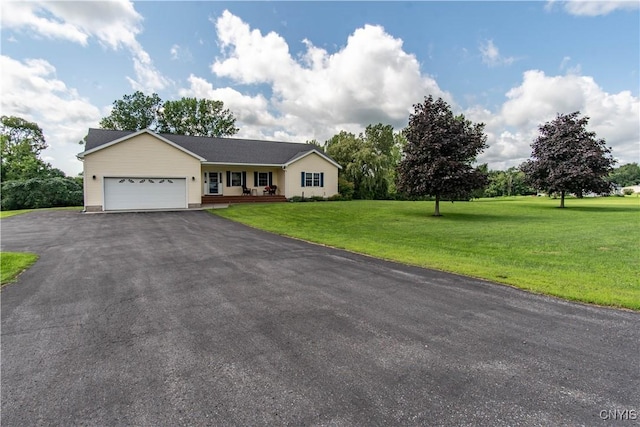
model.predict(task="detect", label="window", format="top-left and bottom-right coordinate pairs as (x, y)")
top-left (231, 172), bottom-right (243, 186)
top-left (253, 171), bottom-right (273, 187)
top-left (257, 172), bottom-right (269, 187)
top-left (301, 171), bottom-right (324, 187)
top-left (226, 171), bottom-right (246, 187)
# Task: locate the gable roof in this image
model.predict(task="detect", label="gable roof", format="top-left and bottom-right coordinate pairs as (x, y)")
top-left (78, 128), bottom-right (341, 168)
top-left (78, 129), bottom-right (205, 161)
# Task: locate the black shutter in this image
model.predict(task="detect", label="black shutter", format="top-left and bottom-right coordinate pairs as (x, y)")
top-left (268, 172), bottom-right (273, 186)
top-left (301, 171), bottom-right (305, 187)
top-left (320, 172), bottom-right (324, 187)
top-left (254, 172), bottom-right (258, 187)
top-left (226, 171), bottom-right (231, 187)
top-left (242, 171), bottom-right (247, 186)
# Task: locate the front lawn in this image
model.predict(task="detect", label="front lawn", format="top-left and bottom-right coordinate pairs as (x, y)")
top-left (212, 197), bottom-right (640, 310)
top-left (1, 252), bottom-right (39, 286)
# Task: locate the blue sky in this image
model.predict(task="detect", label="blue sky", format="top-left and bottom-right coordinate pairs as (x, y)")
top-left (1, 1), bottom-right (638, 176)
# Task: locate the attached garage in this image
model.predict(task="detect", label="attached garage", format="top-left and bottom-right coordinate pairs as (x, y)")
top-left (79, 130), bottom-right (204, 212)
top-left (104, 177), bottom-right (187, 211)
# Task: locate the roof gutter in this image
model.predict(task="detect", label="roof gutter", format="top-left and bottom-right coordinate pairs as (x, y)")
top-left (201, 161), bottom-right (283, 167)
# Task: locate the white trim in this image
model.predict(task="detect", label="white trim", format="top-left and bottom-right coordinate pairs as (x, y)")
top-left (204, 171), bottom-right (223, 195)
top-left (202, 161), bottom-right (282, 167)
top-left (256, 171), bottom-right (270, 187)
top-left (102, 174), bottom-right (189, 179)
top-left (77, 129), bottom-right (206, 161)
top-left (102, 175), bottom-right (189, 211)
top-left (284, 149), bottom-right (342, 169)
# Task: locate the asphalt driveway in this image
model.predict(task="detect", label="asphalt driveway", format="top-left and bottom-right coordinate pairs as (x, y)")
top-left (1, 210), bottom-right (638, 426)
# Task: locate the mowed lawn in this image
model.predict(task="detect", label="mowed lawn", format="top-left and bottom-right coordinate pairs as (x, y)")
top-left (1, 252), bottom-right (38, 286)
top-left (213, 197), bottom-right (640, 310)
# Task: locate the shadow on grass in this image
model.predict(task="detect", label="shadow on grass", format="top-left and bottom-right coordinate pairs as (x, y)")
top-left (563, 205), bottom-right (640, 213)
top-left (398, 209), bottom-right (514, 222)
top-left (521, 204), bottom-right (640, 213)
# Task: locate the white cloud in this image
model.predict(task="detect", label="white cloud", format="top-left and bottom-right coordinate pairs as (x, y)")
top-left (179, 74), bottom-right (277, 129)
top-left (1, 1), bottom-right (140, 48)
top-left (547, 0), bottom-right (640, 16)
top-left (170, 44), bottom-right (193, 62)
top-left (0, 0), bottom-right (169, 93)
top-left (0, 56), bottom-right (103, 176)
top-left (479, 39), bottom-right (515, 67)
top-left (170, 44), bottom-right (180, 60)
top-left (468, 70), bottom-right (639, 169)
top-left (195, 11), bottom-right (638, 168)
top-left (209, 10), bottom-right (449, 142)
top-left (559, 56), bottom-right (582, 74)
top-left (126, 44), bottom-right (171, 93)
top-left (0, 1), bottom-right (89, 45)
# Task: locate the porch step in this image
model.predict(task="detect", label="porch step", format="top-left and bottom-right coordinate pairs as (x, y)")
top-left (202, 195), bottom-right (287, 205)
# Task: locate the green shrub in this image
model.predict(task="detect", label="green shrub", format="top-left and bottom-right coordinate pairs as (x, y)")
top-left (338, 176), bottom-right (354, 200)
top-left (288, 195), bottom-right (329, 202)
top-left (1, 178), bottom-right (83, 210)
top-left (623, 188), bottom-right (635, 196)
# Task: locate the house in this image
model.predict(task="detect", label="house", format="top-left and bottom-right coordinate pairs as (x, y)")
top-left (77, 128), bottom-right (341, 211)
top-left (622, 185), bottom-right (640, 195)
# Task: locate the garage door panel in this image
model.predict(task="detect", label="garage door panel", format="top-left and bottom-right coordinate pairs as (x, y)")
top-left (104, 178), bottom-right (187, 210)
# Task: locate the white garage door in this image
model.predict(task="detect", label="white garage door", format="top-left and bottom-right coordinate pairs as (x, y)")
top-left (104, 177), bottom-right (187, 210)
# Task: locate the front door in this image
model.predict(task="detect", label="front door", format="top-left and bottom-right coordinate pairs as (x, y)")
top-left (205, 172), bottom-right (223, 195)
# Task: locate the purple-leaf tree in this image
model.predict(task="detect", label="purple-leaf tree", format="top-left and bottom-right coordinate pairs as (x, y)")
top-left (396, 96), bottom-right (488, 216)
top-left (521, 112), bottom-right (616, 208)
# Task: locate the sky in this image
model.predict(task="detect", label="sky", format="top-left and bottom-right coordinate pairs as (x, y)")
top-left (1, 1), bottom-right (638, 177)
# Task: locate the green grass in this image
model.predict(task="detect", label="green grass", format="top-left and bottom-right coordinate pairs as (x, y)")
top-left (1, 252), bottom-right (39, 286)
top-left (212, 197), bottom-right (640, 310)
top-left (0, 206), bottom-right (83, 219)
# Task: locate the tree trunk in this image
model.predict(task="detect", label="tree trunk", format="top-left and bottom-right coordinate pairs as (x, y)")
top-left (560, 190), bottom-right (565, 208)
top-left (434, 194), bottom-right (442, 216)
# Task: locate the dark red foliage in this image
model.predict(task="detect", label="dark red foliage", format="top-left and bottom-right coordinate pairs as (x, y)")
top-left (521, 112), bottom-right (615, 206)
top-left (396, 96), bottom-right (488, 215)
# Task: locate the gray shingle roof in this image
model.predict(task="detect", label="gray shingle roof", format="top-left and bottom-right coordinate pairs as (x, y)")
top-left (81, 128), bottom-right (339, 166)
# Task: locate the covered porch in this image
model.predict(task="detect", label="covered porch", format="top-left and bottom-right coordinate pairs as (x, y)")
top-left (201, 166), bottom-right (285, 198)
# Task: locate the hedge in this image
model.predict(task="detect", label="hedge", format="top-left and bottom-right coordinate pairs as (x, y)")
top-left (1, 178), bottom-right (83, 210)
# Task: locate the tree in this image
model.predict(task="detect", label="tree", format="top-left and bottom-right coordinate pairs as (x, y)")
top-left (326, 124), bottom-right (402, 200)
top-left (396, 96), bottom-right (488, 216)
top-left (305, 139), bottom-right (324, 150)
top-left (362, 123), bottom-right (403, 198)
top-left (99, 93), bottom-right (239, 137)
top-left (521, 112), bottom-right (615, 208)
top-left (609, 163), bottom-right (640, 187)
top-left (157, 98), bottom-right (238, 137)
top-left (1, 177), bottom-right (83, 210)
top-left (99, 91), bottom-right (162, 131)
top-left (1, 116), bottom-right (61, 181)
top-left (484, 167), bottom-right (534, 197)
